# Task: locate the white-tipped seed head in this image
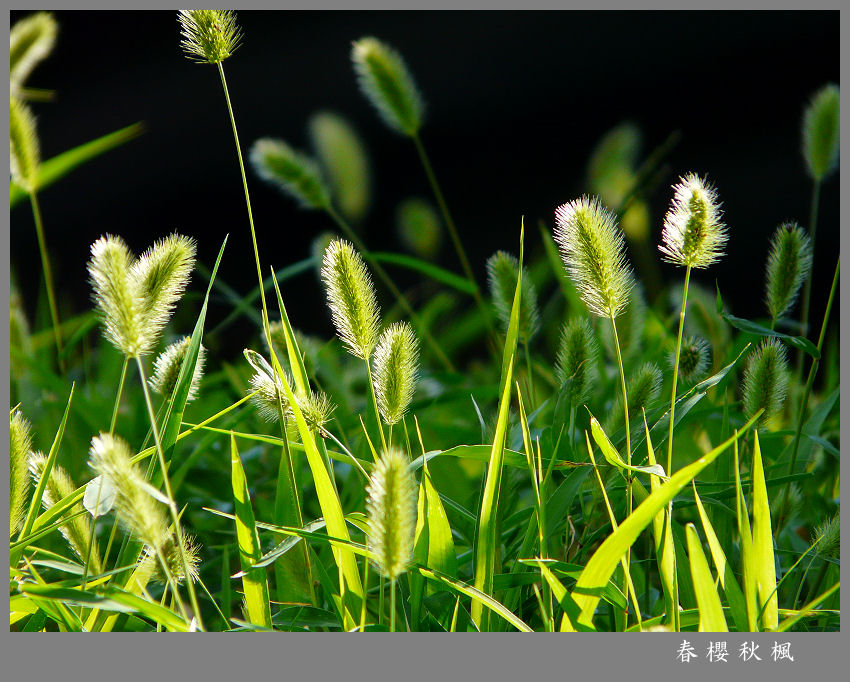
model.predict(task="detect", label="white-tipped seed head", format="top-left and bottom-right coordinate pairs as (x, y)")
top-left (245, 349), bottom-right (292, 423)
top-left (321, 239), bottom-right (382, 359)
top-left (659, 173), bottom-right (727, 269)
top-left (372, 321), bottom-right (420, 426)
top-left (10, 11), bottom-right (58, 97)
top-left (143, 529), bottom-right (201, 585)
top-left (177, 10), bottom-right (242, 64)
top-left (554, 195), bottom-right (634, 318)
top-left (351, 37), bottom-right (424, 137)
top-left (308, 111), bottom-right (371, 222)
top-left (742, 338), bottom-right (790, 427)
top-left (149, 336), bottom-right (206, 402)
top-left (366, 447), bottom-right (416, 580)
top-left (486, 250), bottom-right (540, 345)
top-left (10, 410), bottom-right (33, 536)
top-left (764, 222), bottom-right (813, 322)
top-left (88, 433), bottom-right (169, 552)
top-left (9, 97), bottom-right (40, 192)
top-left (250, 137), bottom-right (330, 210)
top-left (802, 84), bottom-right (840, 182)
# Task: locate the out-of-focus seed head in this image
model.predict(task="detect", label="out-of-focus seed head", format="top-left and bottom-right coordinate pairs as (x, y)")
top-left (10, 410), bottom-right (33, 536)
top-left (250, 138), bottom-right (330, 210)
top-left (9, 97), bottom-right (40, 192)
top-left (742, 338), bottom-right (790, 427)
top-left (671, 336), bottom-right (710, 384)
top-left (555, 317), bottom-right (598, 409)
top-left (10, 12), bottom-right (58, 97)
top-left (486, 250), bottom-right (540, 345)
top-left (764, 222), bottom-right (813, 322)
top-left (366, 447), bottom-right (416, 580)
top-left (802, 84), bottom-right (840, 182)
top-left (396, 197), bottom-right (442, 260)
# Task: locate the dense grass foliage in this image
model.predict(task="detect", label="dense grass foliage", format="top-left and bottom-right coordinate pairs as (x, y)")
top-left (9, 12), bottom-right (840, 633)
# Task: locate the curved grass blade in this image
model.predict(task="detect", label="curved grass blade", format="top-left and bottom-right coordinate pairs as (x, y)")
top-left (735, 440), bottom-right (759, 632)
top-left (567, 411), bottom-right (761, 630)
top-left (752, 431), bottom-right (778, 630)
top-left (685, 523), bottom-right (728, 632)
top-left (229, 434), bottom-right (272, 629)
top-left (371, 251), bottom-right (476, 295)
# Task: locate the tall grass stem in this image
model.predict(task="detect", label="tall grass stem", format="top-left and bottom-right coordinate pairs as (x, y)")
top-left (29, 192), bottom-right (64, 370)
top-left (797, 180), bottom-right (821, 378)
top-left (667, 265), bottom-right (692, 476)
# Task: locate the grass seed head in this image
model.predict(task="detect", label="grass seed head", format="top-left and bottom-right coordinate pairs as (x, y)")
top-left (144, 529), bottom-right (201, 585)
top-left (177, 10), bottom-right (242, 64)
top-left (321, 239), bottom-right (381, 360)
top-left (555, 317), bottom-right (598, 409)
top-left (88, 433), bottom-right (169, 552)
top-left (486, 250), bottom-right (540, 344)
top-left (28, 452), bottom-right (101, 573)
top-left (351, 37), bottom-right (424, 137)
top-left (396, 197), bottom-right (442, 259)
top-left (373, 321), bottom-right (420, 426)
top-left (245, 349), bottom-right (292, 423)
top-left (742, 338), bottom-right (789, 426)
top-left (294, 388), bottom-right (336, 432)
top-left (9, 97), bottom-right (40, 192)
top-left (659, 173), bottom-right (726, 269)
top-left (10, 11), bottom-right (58, 97)
top-left (802, 83), bottom-right (840, 182)
top-left (10, 410), bottom-right (33, 537)
top-left (149, 336), bottom-right (206, 402)
top-left (627, 362), bottom-right (663, 417)
top-left (366, 447), bottom-right (416, 580)
top-left (764, 222), bottom-right (813, 322)
top-left (308, 111), bottom-right (371, 222)
top-left (814, 513), bottom-right (840, 559)
top-left (671, 335), bottom-right (710, 384)
top-left (554, 195), bottom-right (634, 318)
top-left (250, 137), bottom-right (331, 210)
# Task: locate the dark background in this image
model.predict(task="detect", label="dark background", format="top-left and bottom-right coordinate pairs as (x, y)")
top-left (10, 10), bottom-right (840, 358)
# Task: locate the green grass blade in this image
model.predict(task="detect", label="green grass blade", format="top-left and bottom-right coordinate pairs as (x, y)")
top-left (752, 431), bottom-right (778, 630)
top-left (371, 251), bottom-right (476, 295)
top-left (775, 582), bottom-right (840, 632)
top-left (685, 523), bottom-right (728, 632)
top-left (270, 270), bottom-right (311, 393)
top-left (229, 433), bottom-right (273, 630)
top-left (735, 440), bottom-right (759, 632)
top-left (692, 482), bottom-right (748, 632)
top-left (472, 221), bottom-right (524, 630)
top-left (590, 413), bottom-right (666, 479)
top-left (568, 411), bottom-right (761, 630)
top-left (10, 123), bottom-right (145, 208)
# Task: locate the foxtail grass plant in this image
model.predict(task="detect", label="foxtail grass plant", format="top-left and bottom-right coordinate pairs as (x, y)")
top-left (10, 11), bottom-right (58, 99)
top-left (658, 173), bottom-right (726, 475)
top-left (366, 447), bottom-right (416, 631)
top-left (10, 410), bottom-right (33, 537)
top-left (765, 222), bottom-right (813, 328)
top-left (372, 322), bottom-right (420, 441)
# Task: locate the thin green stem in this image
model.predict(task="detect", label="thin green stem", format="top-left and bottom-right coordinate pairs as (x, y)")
top-left (378, 574), bottom-right (385, 626)
top-left (154, 544), bottom-right (189, 625)
top-left (799, 180), bottom-right (821, 342)
top-left (359, 557), bottom-right (370, 631)
top-left (29, 192), bottom-right (64, 371)
top-left (135, 355), bottom-right (204, 631)
top-left (390, 579), bottom-right (397, 633)
top-left (364, 356), bottom-right (387, 454)
top-left (411, 132), bottom-right (497, 342)
top-left (326, 206), bottom-right (454, 372)
top-left (217, 62), bottom-right (272, 347)
top-left (524, 342), bottom-right (536, 408)
top-left (780, 255), bottom-right (839, 527)
top-left (667, 265), bottom-right (692, 477)
top-left (110, 357), bottom-right (129, 435)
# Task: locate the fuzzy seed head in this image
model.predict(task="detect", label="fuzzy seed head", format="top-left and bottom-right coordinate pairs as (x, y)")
top-left (486, 250), bottom-right (540, 344)
top-left (321, 239), bottom-right (381, 359)
top-left (28, 452), bottom-right (101, 574)
top-left (671, 336), bottom-right (710, 384)
top-left (149, 336), bottom-right (206, 402)
top-left (10, 411), bottom-right (33, 536)
top-left (814, 513), bottom-right (840, 559)
top-left (765, 222), bottom-right (813, 321)
top-left (88, 233), bottom-right (196, 357)
top-left (659, 173), bottom-right (727, 269)
top-left (742, 338), bottom-right (790, 426)
top-left (366, 447), bottom-right (416, 580)
top-left (396, 197), bottom-right (442, 259)
top-left (601, 280), bottom-right (646, 360)
top-left (245, 349), bottom-right (292, 423)
top-left (352, 37), bottom-right (424, 136)
top-left (295, 388), bottom-right (337, 433)
top-left (555, 318), bottom-right (598, 409)
top-left (802, 84), bottom-right (840, 182)
top-left (554, 195), bottom-right (634, 318)
top-left (308, 111), bottom-right (371, 222)
top-left (10, 97), bottom-right (40, 192)
top-left (373, 322), bottom-right (420, 426)
top-left (10, 12), bottom-right (58, 97)
top-left (626, 362), bottom-right (663, 416)
top-left (88, 433), bottom-right (169, 552)
top-left (177, 10), bottom-right (241, 64)
top-left (143, 529), bottom-right (201, 585)
top-left (250, 138), bottom-right (330, 210)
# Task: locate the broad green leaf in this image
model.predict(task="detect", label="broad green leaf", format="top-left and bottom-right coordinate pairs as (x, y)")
top-left (752, 431), bottom-right (778, 630)
top-left (685, 523), bottom-right (728, 632)
top-left (230, 434), bottom-right (272, 629)
top-left (567, 412), bottom-right (761, 630)
top-left (10, 123), bottom-right (144, 207)
top-left (472, 220), bottom-right (524, 631)
top-left (716, 285), bottom-right (819, 358)
top-left (692, 483), bottom-right (748, 632)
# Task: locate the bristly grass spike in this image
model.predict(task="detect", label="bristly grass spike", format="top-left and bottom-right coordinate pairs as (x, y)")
top-left (659, 173), bottom-right (727, 270)
top-left (765, 222), bottom-right (813, 324)
top-left (178, 10), bottom-right (242, 64)
top-left (372, 321), bottom-right (420, 426)
top-left (802, 83), bottom-right (840, 183)
top-left (742, 338), bottom-right (790, 427)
